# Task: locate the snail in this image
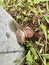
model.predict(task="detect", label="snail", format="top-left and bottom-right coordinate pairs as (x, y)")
top-left (12, 20), bottom-right (33, 44)
top-left (16, 26), bottom-right (34, 44)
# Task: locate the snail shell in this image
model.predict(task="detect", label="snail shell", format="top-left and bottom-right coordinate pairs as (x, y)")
top-left (23, 27), bottom-right (33, 38)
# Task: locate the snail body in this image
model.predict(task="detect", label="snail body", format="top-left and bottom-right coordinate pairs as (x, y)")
top-left (16, 29), bottom-right (25, 44)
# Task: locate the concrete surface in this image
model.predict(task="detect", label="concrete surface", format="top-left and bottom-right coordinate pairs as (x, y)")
top-left (0, 7), bottom-right (25, 65)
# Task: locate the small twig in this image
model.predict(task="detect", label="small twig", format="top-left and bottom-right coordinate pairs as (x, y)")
top-left (17, 56), bottom-right (26, 65)
top-left (39, 45), bottom-right (44, 54)
top-left (45, 40), bottom-right (47, 53)
top-left (34, 47), bottom-right (44, 65)
top-left (41, 54), bottom-right (49, 56)
top-left (38, 37), bottom-right (42, 43)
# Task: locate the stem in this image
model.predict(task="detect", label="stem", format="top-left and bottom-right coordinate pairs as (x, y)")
top-left (34, 47), bottom-right (44, 65)
top-left (46, 1), bottom-right (49, 12)
top-left (17, 56), bottom-right (26, 65)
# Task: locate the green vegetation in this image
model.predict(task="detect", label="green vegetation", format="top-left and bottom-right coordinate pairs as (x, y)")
top-left (1, 0), bottom-right (49, 65)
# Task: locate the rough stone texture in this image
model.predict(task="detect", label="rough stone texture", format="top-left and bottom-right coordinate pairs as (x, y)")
top-left (0, 52), bottom-right (25, 65)
top-left (0, 7), bottom-right (25, 65)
